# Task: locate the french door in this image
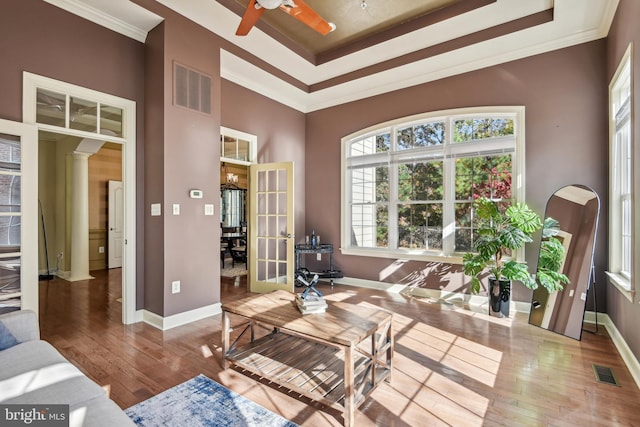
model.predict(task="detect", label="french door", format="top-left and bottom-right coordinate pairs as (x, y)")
top-left (0, 119), bottom-right (37, 314)
top-left (248, 162), bottom-right (294, 293)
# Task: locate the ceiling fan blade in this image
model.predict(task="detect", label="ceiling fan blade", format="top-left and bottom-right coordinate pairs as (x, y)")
top-left (279, 0), bottom-right (333, 35)
top-left (236, 0), bottom-right (266, 36)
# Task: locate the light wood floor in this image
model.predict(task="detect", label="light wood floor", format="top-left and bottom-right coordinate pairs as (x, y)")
top-left (38, 269), bottom-right (640, 426)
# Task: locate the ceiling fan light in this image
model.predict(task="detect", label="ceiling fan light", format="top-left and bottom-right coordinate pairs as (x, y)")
top-left (360, 0), bottom-right (367, 10)
top-left (257, 0), bottom-right (283, 10)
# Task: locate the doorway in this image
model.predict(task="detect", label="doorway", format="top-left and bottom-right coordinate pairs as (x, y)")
top-left (219, 127), bottom-right (256, 281)
top-left (23, 72), bottom-right (137, 324)
top-left (37, 132), bottom-right (123, 278)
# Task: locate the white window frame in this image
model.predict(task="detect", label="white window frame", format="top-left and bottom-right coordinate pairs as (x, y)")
top-left (340, 106), bottom-right (526, 263)
top-left (220, 126), bottom-right (257, 166)
top-left (606, 43), bottom-right (635, 302)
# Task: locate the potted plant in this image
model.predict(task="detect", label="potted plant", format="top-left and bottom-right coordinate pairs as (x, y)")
top-left (462, 197), bottom-right (542, 317)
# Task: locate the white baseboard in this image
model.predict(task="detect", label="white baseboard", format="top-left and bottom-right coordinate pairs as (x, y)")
top-left (584, 311), bottom-right (640, 389)
top-left (142, 303), bottom-right (222, 330)
top-left (335, 276), bottom-right (640, 389)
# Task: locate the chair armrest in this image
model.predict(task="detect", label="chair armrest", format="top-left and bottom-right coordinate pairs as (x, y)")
top-left (0, 309), bottom-right (40, 344)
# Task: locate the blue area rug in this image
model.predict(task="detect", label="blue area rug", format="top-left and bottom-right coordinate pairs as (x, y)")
top-left (125, 374), bottom-right (298, 427)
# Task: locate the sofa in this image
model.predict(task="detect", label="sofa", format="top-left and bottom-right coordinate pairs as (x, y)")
top-left (0, 309), bottom-right (135, 426)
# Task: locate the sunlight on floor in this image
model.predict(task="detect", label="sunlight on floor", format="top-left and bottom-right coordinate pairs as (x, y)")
top-left (393, 312), bottom-right (502, 388)
top-left (371, 354), bottom-right (488, 426)
top-left (101, 383), bottom-right (111, 397)
top-left (200, 344), bottom-right (214, 358)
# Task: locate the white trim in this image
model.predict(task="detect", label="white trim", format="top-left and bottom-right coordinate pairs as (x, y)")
top-left (41, 0), bottom-right (618, 112)
top-left (583, 311), bottom-right (640, 390)
top-left (142, 303), bottom-right (222, 330)
top-left (220, 126), bottom-right (258, 165)
top-left (22, 72), bottom-right (138, 325)
top-left (606, 271), bottom-right (634, 303)
top-left (42, 0), bottom-right (163, 43)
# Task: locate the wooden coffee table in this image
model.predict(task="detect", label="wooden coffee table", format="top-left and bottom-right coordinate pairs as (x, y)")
top-left (221, 290), bottom-right (393, 427)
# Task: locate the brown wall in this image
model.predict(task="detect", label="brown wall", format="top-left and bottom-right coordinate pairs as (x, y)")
top-left (137, 0), bottom-right (225, 317)
top-left (0, 0), bottom-right (146, 305)
top-left (305, 40), bottom-right (609, 305)
top-left (606, 0), bottom-right (640, 360)
top-left (143, 22), bottom-right (166, 315)
top-left (220, 80), bottom-right (307, 241)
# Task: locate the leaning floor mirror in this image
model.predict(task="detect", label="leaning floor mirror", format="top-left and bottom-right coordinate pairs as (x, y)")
top-left (528, 185), bottom-right (600, 340)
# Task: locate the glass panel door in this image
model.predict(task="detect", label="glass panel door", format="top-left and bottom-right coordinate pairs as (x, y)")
top-left (248, 162), bottom-right (294, 293)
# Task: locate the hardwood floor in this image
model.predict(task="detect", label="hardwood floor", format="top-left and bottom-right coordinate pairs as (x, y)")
top-left (38, 269), bottom-right (640, 426)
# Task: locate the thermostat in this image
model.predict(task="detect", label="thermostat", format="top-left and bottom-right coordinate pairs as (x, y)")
top-left (189, 189), bottom-right (203, 199)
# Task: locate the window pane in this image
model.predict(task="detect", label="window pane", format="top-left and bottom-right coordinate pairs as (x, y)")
top-left (398, 161), bottom-right (443, 201)
top-left (237, 139), bottom-right (250, 162)
top-left (397, 121), bottom-right (444, 150)
top-left (350, 133), bottom-right (390, 156)
top-left (453, 118), bottom-right (514, 143)
top-left (0, 175), bottom-right (20, 212)
top-left (36, 89), bottom-right (66, 127)
top-left (222, 135), bottom-right (236, 159)
top-left (398, 203), bottom-right (442, 250)
top-left (351, 166), bottom-right (388, 203)
top-left (100, 104), bottom-right (123, 137)
top-left (0, 216), bottom-right (20, 247)
top-left (351, 204), bottom-right (388, 248)
top-left (69, 97), bottom-right (97, 133)
top-left (0, 136), bottom-right (21, 172)
top-left (455, 154), bottom-right (512, 200)
top-left (622, 197), bottom-right (631, 275)
top-left (454, 202), bottom-right (475, 252)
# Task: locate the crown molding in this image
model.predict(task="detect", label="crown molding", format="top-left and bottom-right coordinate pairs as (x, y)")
top-left (43, 0), bottom-right (162, 43)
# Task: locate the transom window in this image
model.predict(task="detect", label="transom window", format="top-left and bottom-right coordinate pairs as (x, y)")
top-left (36, 88), bottom-right (123, 137)
top-left (341, 107), bottom-right (525, 262)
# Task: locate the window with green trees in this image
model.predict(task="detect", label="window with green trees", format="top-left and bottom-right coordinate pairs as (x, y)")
top-left (342, 107), bottom-right (524, 261)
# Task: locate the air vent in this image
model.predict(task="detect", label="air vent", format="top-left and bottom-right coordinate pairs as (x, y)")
top-left (592, 364), bottom-right (620, 386)
top-left (174, 62), bottom-right (212, 115)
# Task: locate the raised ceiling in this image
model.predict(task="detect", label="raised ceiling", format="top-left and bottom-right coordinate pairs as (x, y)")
top-left (222, 0), bottom-right (467, 59)
top-left (42, 0), bottom-right (620, 112)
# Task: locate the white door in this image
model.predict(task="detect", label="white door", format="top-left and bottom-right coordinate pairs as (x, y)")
top-left (108, 180), bottom-right (123, 268)
top-left (0, 119), bottom-right (37, 313)
top-left (248, 162), bottom-right (294, 293)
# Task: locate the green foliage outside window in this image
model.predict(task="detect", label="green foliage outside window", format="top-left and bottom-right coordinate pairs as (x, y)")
top-left (347, 114), bottom-right (518, 254)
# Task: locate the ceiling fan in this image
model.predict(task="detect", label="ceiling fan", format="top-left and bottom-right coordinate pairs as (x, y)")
top-left (236, 0), bottom-right (336, 36)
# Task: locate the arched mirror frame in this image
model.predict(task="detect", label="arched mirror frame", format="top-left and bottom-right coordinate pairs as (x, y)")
top-left (529, 184), bottom-right (600, 340)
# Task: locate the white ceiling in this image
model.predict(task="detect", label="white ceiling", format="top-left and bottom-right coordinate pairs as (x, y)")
top-left (43, 0), bottom-right (619, 113)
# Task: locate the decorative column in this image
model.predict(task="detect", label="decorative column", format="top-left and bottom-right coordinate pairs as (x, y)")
top-left (67, 151), bottom-right (93, 281)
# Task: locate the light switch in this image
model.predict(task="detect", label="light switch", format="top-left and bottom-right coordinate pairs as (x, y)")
top-left (205, 204), bottom-right (214, 216)
top-left (151, 203), bottom-right (161, 216)
top-left (173, 203), bottom-right (180, 215)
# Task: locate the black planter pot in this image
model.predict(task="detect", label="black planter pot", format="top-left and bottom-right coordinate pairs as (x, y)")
top-left (488, 277), bottom-right (511, 318)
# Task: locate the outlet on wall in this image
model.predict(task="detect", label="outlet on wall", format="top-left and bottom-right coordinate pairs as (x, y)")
top-left (172, 280), bottom-right (181, 294)
top-left (99, 246), bottom-right (105, 254)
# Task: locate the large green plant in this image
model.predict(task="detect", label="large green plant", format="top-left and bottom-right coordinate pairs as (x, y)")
top-left (535, 217), bottom-right (570, 292)
top-left (462, 197), bottom-right (542, 294)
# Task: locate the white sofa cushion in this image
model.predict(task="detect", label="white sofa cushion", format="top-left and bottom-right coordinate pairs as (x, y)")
top-left (0, 340), bottom-right (105, 406)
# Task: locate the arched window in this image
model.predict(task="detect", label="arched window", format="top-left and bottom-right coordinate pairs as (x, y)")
top-left (341, 106), bottom-right (525, 263)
